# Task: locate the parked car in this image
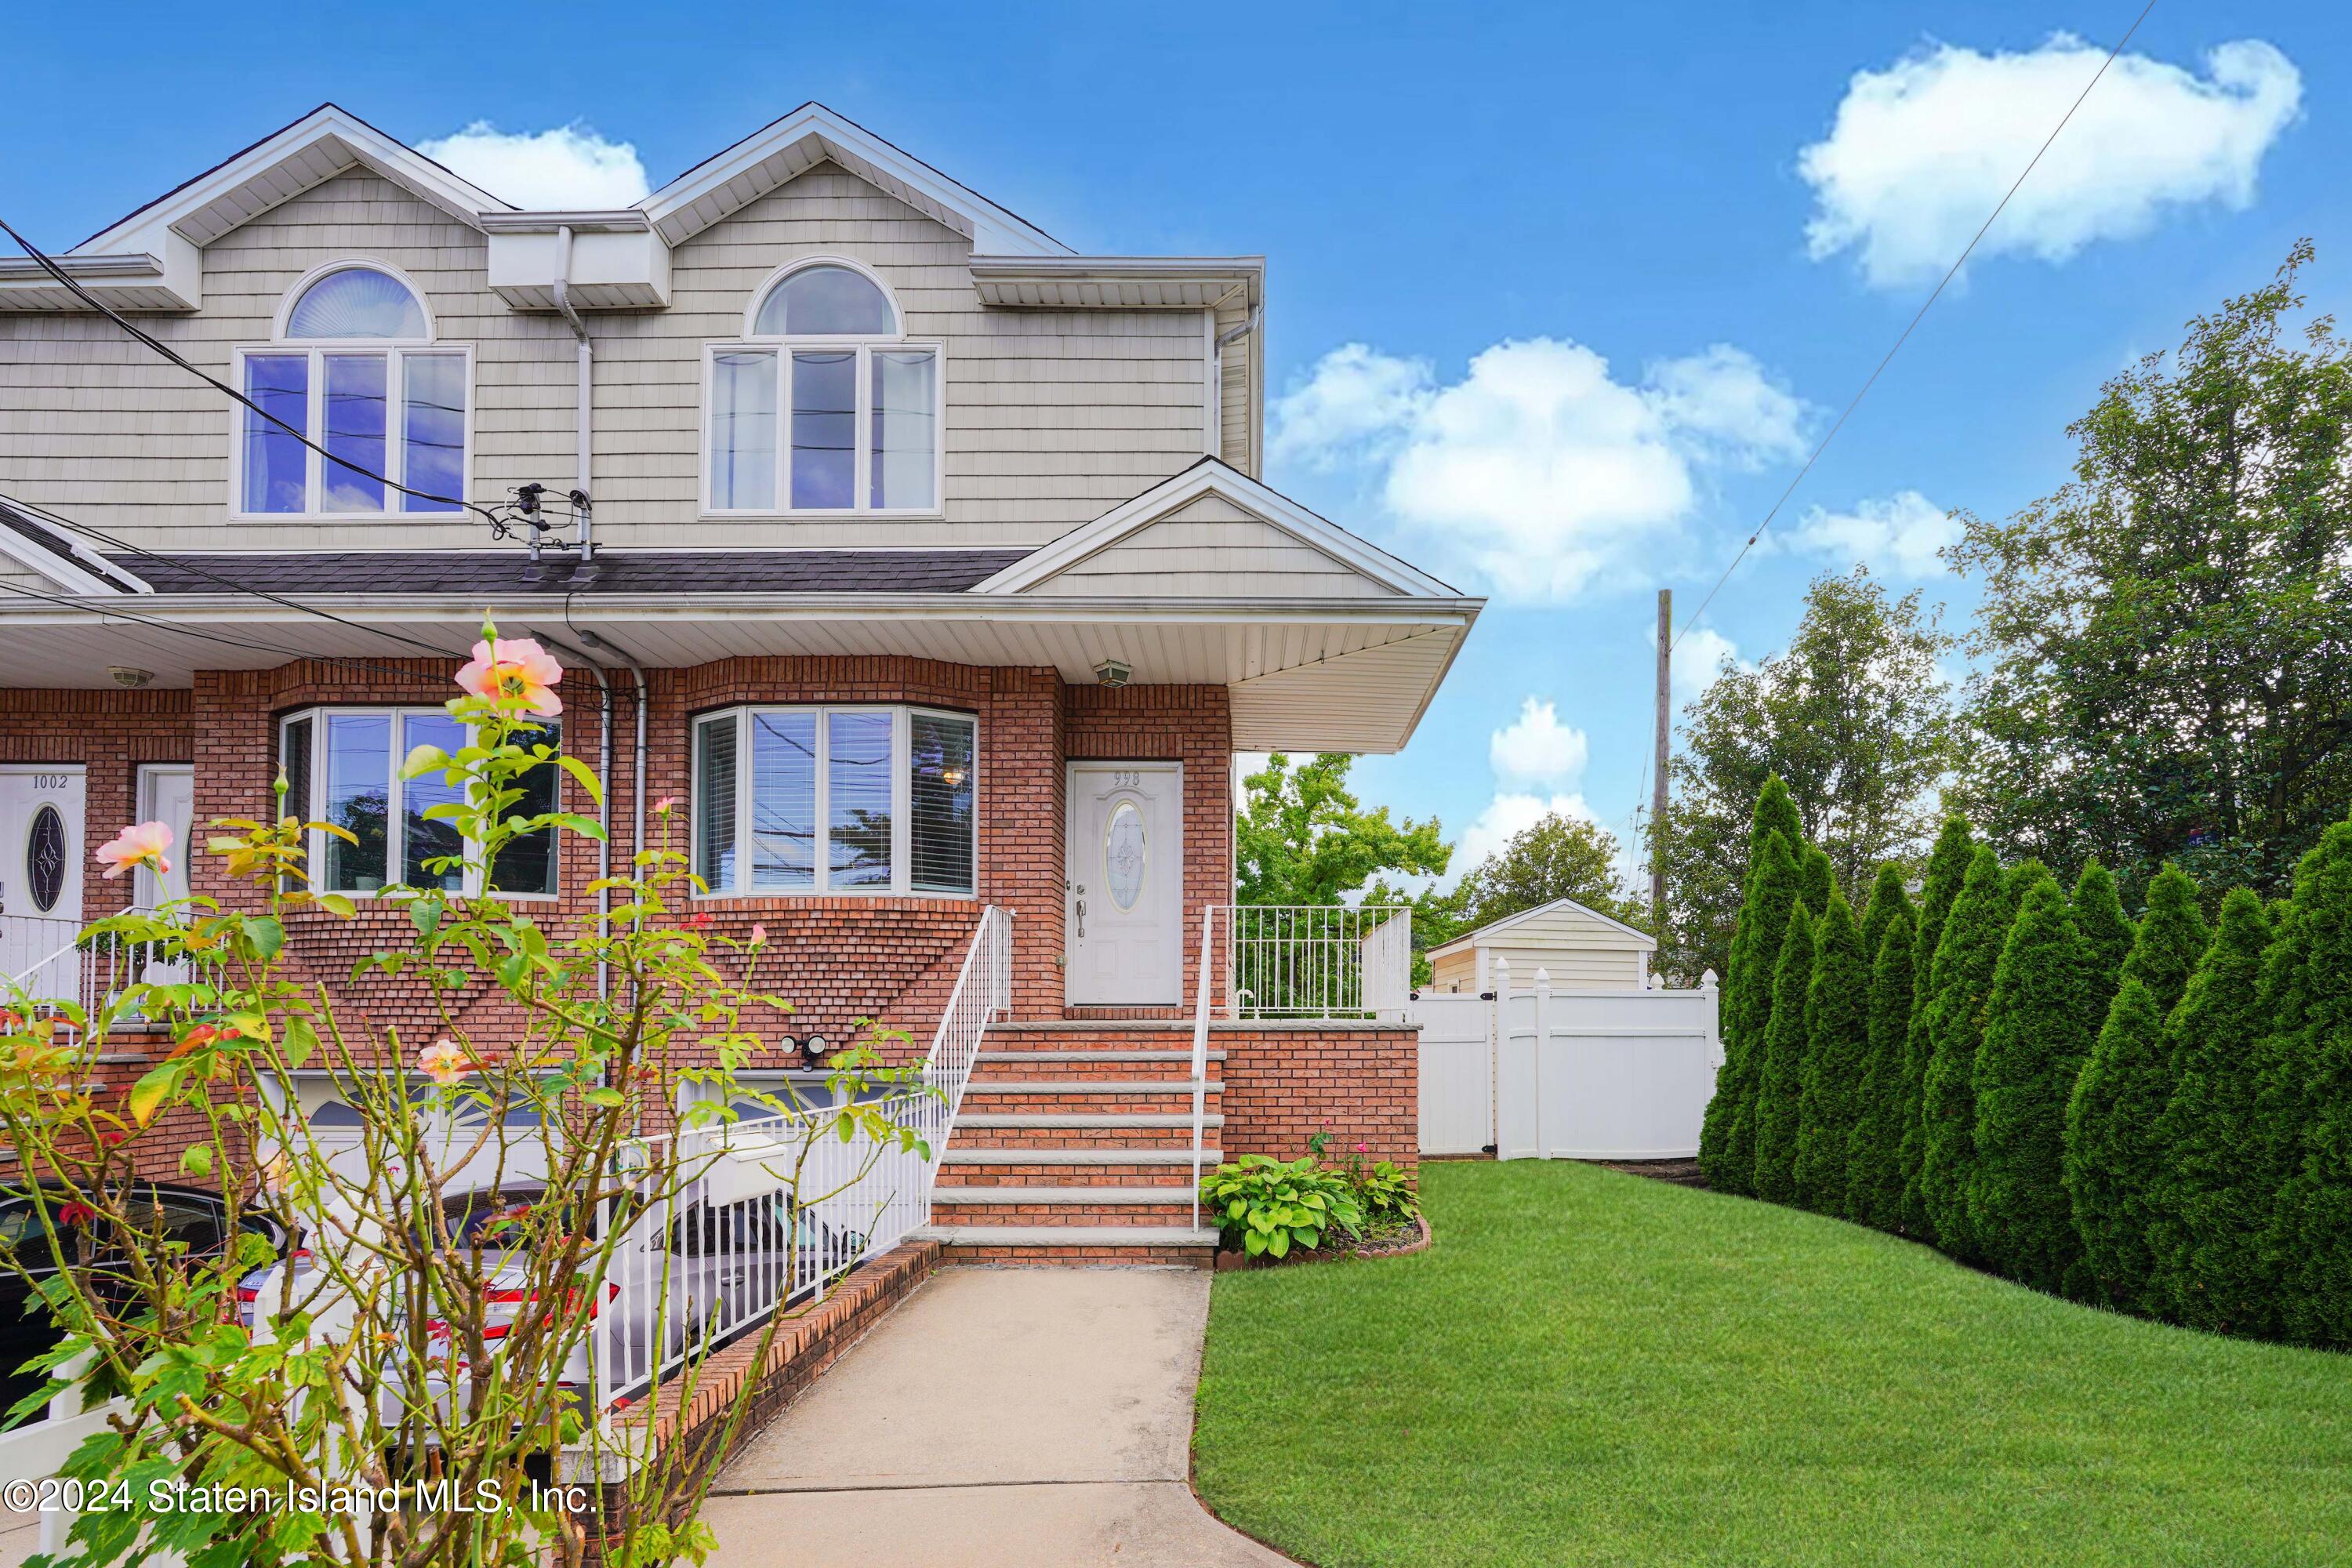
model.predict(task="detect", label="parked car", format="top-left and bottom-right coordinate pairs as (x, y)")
top-left (0, 1181), bottom-right (291, 1417)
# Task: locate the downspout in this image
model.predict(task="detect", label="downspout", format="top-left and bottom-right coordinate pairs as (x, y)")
top-left (535, 622), bottom-right (613, 999)
top-left (1211, 301), bottom-right (1261, 474)
top-left (572, 626), bottom-right (650, 930)
top-left (551, 226), bottom-right (595, 561)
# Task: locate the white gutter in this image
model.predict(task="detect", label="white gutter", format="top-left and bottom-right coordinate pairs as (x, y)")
top-left (550, 227), bottom-right (595, 561)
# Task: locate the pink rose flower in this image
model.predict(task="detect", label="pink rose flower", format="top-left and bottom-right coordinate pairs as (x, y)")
top-left (749, 924), bottom-right (767, 945)
top-left (454, 636), bottom-right (564, 717)
top-left (418, 1037), bottom-right (481, 1085)
top-left (96, 820), bottom-right (173, 880)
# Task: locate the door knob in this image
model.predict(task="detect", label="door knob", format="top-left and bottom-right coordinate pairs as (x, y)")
top-left (1073, 898), bottom-right (1086, 938)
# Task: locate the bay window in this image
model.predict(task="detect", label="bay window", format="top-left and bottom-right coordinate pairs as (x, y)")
top-left (278, 708), bottom-right (560, 895)
top-left (236, 264), bottom-right (469, 518)
top-left (693, 706), bottom-right (975, 898)
top-left (704, 260), bottom-right (939, 515)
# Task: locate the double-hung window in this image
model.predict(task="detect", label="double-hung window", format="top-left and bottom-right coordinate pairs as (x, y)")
top-left (693, 706), bottom-right (975, 898)
top-left (704, 260), bottom-right (940, 515)
top-left (278, 708), bottom-right (560, 896)
top-left (235, 264), bottom-right (470, 518)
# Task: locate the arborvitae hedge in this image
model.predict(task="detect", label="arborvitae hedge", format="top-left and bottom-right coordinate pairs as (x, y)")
top-left (2065, 866), bottom-right (2205, 1313)
top-left (1750, 900), bottom-right (1817, 1206)
top-left (2145, 889), bottom-right (2273, 1334)
top-left (1701, 827), bottom-right (1801, 1195)
top-left (2273, 821), bottom-right (2352, 1348)
top-left (1901, 818), bottom-right (1976, 1240)
top-left (1918, 846), bottom-right (2014, 1261)
top-left (1799, 844), bottom-right (1835, 932)
top-left (1970, 871), bottom-right (2091, 1294)
top-left (2066, 978), bottom-right (2168, 1312)
top-left (1849, 906), bottom-right (1915, 1232)
top-left (2071, 859), bottom-right (2133, 1021)
top-left (1795, 887), bottom-right (1870, 1217)
top-left (1859, 863), bottom-right (1908, 982)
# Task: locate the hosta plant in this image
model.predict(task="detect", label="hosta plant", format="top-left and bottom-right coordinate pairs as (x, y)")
top-left (1200, 1155), bottom-right (1363, 1258)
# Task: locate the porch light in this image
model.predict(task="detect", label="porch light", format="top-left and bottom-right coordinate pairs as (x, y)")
top-left (107, 666), bottom-right (154, 689)
top-left (1092, 659), bottom-right (1131, 688)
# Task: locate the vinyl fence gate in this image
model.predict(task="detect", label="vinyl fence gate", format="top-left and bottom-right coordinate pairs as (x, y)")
top-left (1410, 964), bottom-right (1721, 1160)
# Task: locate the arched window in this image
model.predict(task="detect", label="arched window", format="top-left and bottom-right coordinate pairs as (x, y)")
top-left (706, 260), bottom-right (938, 514)
top-left (234, 263), bottom-right (469, 517)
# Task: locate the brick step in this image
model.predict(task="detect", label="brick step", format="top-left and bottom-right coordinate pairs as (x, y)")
top-left (974, 1050), bottom-right (1223, 1081)
top-left (935, 1156), bottom-right (1213, 1189)
top-left (929, 1190), bottom-right (1201, 1226)
top-left (913, 1224), bottom-right (1218, 1268)
top-left (956, 1083), bottom-right (1221, 1116)
top-left (949, 1112), bottom-right (1220, 1149)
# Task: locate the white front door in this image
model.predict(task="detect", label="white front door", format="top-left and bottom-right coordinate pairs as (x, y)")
top-left (0, 767), bottom-right (85, 1003)
top-left (1065, 762), bottom-right (1183, 1007)
top-left (136, 765), bottom-right (194, 986)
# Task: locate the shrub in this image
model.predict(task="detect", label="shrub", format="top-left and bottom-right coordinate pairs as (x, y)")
top-left (1795, 888), bottom-right (1869, 1217)
top-left (1750, 900), bottom-right (1817, 1206)
top-left (1969, 871), bottom-right (2091, 1294)
top-left (1701, 821), bottom-right (1802, 1196)
top-left (1798, 844), bottom-right (1836, 935)
top-left (1919, 846), bottom-right (2016, 1261)
top-left (1857, 863), bottom-right (1911, 987)
top-left (1900, 817), bottom-right (1976, 1240)
top-left (2071, 858), bottom-right (2134, 1019)
top-left (2270, 820), bottom-right (2352, 1348)
top-left (2067, 865), bottom-right (2209, 1312)
top-left (1848, 906), bottom-right (1916, 1232)
top-left (1201, 1156), bottom-right (1365, 1259)
top-left (1312, 1131), bottom-right (1421, 1230)
top-left (2145, 889), bottom-right (2274, 1333)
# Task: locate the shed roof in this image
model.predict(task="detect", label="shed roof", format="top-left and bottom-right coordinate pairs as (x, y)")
top-left (1425, 897), bottom-right (1658, 961)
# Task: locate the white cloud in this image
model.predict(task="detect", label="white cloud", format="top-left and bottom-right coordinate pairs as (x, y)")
top-left (1454, 790), bottom-right (1602, 874)
top-left (1791, 490), bottom-right (1958, 578)
top-left (416, 122), bottom-right (651, 209)
top-left (1652, 623), bottom-right (1750, 700)
top-left (1489, 696), bottom-right (1590, 786)
top-left (1800, 37), bottom-right (2301, 289)
top-left (1273, 338), bottom-right (1808, 601)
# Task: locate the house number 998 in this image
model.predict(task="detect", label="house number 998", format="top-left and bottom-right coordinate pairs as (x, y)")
top-left (1111, 771), bottom-right (1140, 788)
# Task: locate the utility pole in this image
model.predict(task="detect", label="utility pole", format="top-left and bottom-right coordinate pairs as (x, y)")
top-left (1651, 589), bottom-right (1671, 940)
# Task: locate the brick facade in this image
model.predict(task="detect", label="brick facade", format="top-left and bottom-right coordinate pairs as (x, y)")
top-left (1215, 1022), bottom-right (1421, 1170)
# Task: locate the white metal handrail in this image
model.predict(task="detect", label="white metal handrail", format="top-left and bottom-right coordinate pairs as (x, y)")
top-left (1, 911), bottom-right (169, 1025)
top-left (1190, 904), bottom-right (1215, 1231)
top-left (1218, 903), bottom-right (1412, 1020)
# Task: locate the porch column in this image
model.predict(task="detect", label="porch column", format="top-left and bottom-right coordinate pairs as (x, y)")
top-left (978, 666), bottom-right (1064, 1018)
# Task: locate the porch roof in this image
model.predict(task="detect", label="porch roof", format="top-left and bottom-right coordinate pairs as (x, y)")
top-left (104, 548), bottom-right (1031, 596)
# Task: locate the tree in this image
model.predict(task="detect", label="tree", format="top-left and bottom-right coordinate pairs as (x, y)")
top-left (1435, 811), bottom-right (1639, 939)
top-left (1970, 871), bottom-right (2092, 1294)
top-left (1900, 818), bottom-right (1976, 1239)
top-left (2270, 818), bottom-right (2352, 1348)
top-left (1798, 843), bottom-right (1836, 934)
top-left (1794, 887), bottom-right (1869, 1217)
top-left (1919, 846), bottom-right (2016, 1261)
top-left (2065, 866), bottom-right (2209, 1312)
top-left (1750, 900), bottom-right (1817, 1207)
top-left (2144, 889), bottom-right (2274, 1334)
top-left (1236, 753), bottom-right (1449, 905)
top-left (1651, 569), bottom-right (1957, 983)
top-left (1947, 241), bottom-right (2352, 906)
top-left (2071, 860), bottom-right (2134, 1021)
top-left (1849, 905), bottom-right (1917, 1232)
top-left (1698, 798), bottom-right (1802, 1194)
top-left (1858, 862), bottom-right (1910, 985)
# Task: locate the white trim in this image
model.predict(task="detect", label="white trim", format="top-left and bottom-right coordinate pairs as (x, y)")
top-left (1064, 760), bottom-right (1185, 1007)
top-left (970, 461), bottom-right (1460, 599)
top-left (0, 505), bottom-right (148, 595)
top-left (690, 702), bottom-right (977, 900)
top-left (636, 103), bottom-right (1069, 257)
top-left (697, 339), bottom-right (945, 520)
top-left (269, 259), bottom-right (439, 343)
top-left (739, 256), bottom-right (906, 339)
top-left (1425, 896), bottom-right (1660, 962)
top-left (227, 343), bottom-right (476, 522)
top-left (1200, 311), bottom-right (1218, 458)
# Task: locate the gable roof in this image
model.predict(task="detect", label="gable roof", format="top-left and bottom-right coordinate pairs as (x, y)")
top-left (0, 497), bottom-right (151, 594)
top-left (1426, 897), bottom-right (1659, 960)
top-left (71, 103), bottom-right (513, 257)
top-left (637, 102), bottom-right (1069, 256)
top-left (970, 459), bottom-right (1459, 598)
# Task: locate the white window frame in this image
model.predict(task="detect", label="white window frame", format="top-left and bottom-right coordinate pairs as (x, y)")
top-left (228, 261), bottom-right (475, 522)
top-left (699, 258), bottom-right (944, 519)
top-left (278, 706), bottom-right (560, 898)
top-left (691, 703), bottom-right (977, 900)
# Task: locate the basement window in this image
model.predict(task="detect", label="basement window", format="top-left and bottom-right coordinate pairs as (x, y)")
top-left (278, 708), bottom-right (559, 896)
top-left (692, 705), bottom-right (975, 898)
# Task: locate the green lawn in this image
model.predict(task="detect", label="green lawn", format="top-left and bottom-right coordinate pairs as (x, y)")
top-left (1193, 1160), bottom-right (2352, 1568)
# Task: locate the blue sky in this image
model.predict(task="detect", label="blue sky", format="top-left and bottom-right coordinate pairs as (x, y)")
top-left (3, 2), bottom-right (2339, 885)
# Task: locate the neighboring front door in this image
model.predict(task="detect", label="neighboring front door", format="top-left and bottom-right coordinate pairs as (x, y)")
top-left (1065, 762), bottom-right (1183, 1007)
top-left (0, 766), bottom-right (85, 1004)
top-left (136, 764), bottom-right (194, 985)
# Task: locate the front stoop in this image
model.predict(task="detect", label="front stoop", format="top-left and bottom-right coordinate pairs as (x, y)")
top-left (924, 1026), bottom-right (1225, 1266)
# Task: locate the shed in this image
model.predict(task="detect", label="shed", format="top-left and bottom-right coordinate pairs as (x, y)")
top-left (1425, 897), bottom-right (1657, 994)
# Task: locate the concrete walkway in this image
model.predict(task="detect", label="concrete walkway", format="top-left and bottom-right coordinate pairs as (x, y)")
top-left (702, 1267), bottom-right (1289, 1568)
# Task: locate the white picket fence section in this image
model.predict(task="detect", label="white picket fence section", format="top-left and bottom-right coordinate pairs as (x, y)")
top-left (1412, 962), bottom-right (1721, 1160)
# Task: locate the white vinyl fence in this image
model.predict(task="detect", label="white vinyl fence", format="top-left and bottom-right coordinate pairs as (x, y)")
top-left (1412, 961), bottom-right (1720, 1160)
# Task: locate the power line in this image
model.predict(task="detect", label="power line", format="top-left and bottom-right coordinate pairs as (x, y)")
top-left (1667, 0), bottom-right (2159, 657)
top-left (0, 577), bottom-right (463, 683)
top-left (0, 214), bottom-right (578, 550)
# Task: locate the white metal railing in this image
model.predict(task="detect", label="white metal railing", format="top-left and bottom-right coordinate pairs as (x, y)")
top-left (1, 913), bottom-right (171, 1026)
top-left (1220, 904), bottom-right (1412, 1019)
top-left (592, 904), bottom-right (1010, 1411)
top-left (1190, 905), bottom-right (1215, 1230)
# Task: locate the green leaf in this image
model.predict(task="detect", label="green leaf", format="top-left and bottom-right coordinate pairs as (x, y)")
top-left (179, 1145), bottom-right (213, 1180)
top-left (127, 1062), bottom-right (180, 1127)
top-left (239, 916), bottom-right (285, 961)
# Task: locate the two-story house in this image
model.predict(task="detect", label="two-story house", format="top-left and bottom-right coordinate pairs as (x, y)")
top-left (0, 103), bottom-right (1479, 1264)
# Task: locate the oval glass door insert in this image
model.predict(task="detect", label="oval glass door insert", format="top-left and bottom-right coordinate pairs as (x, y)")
top-left (27, 804), bottom-right (67, 912)
top-left (1105, 800), bottom-right (1146, 912)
